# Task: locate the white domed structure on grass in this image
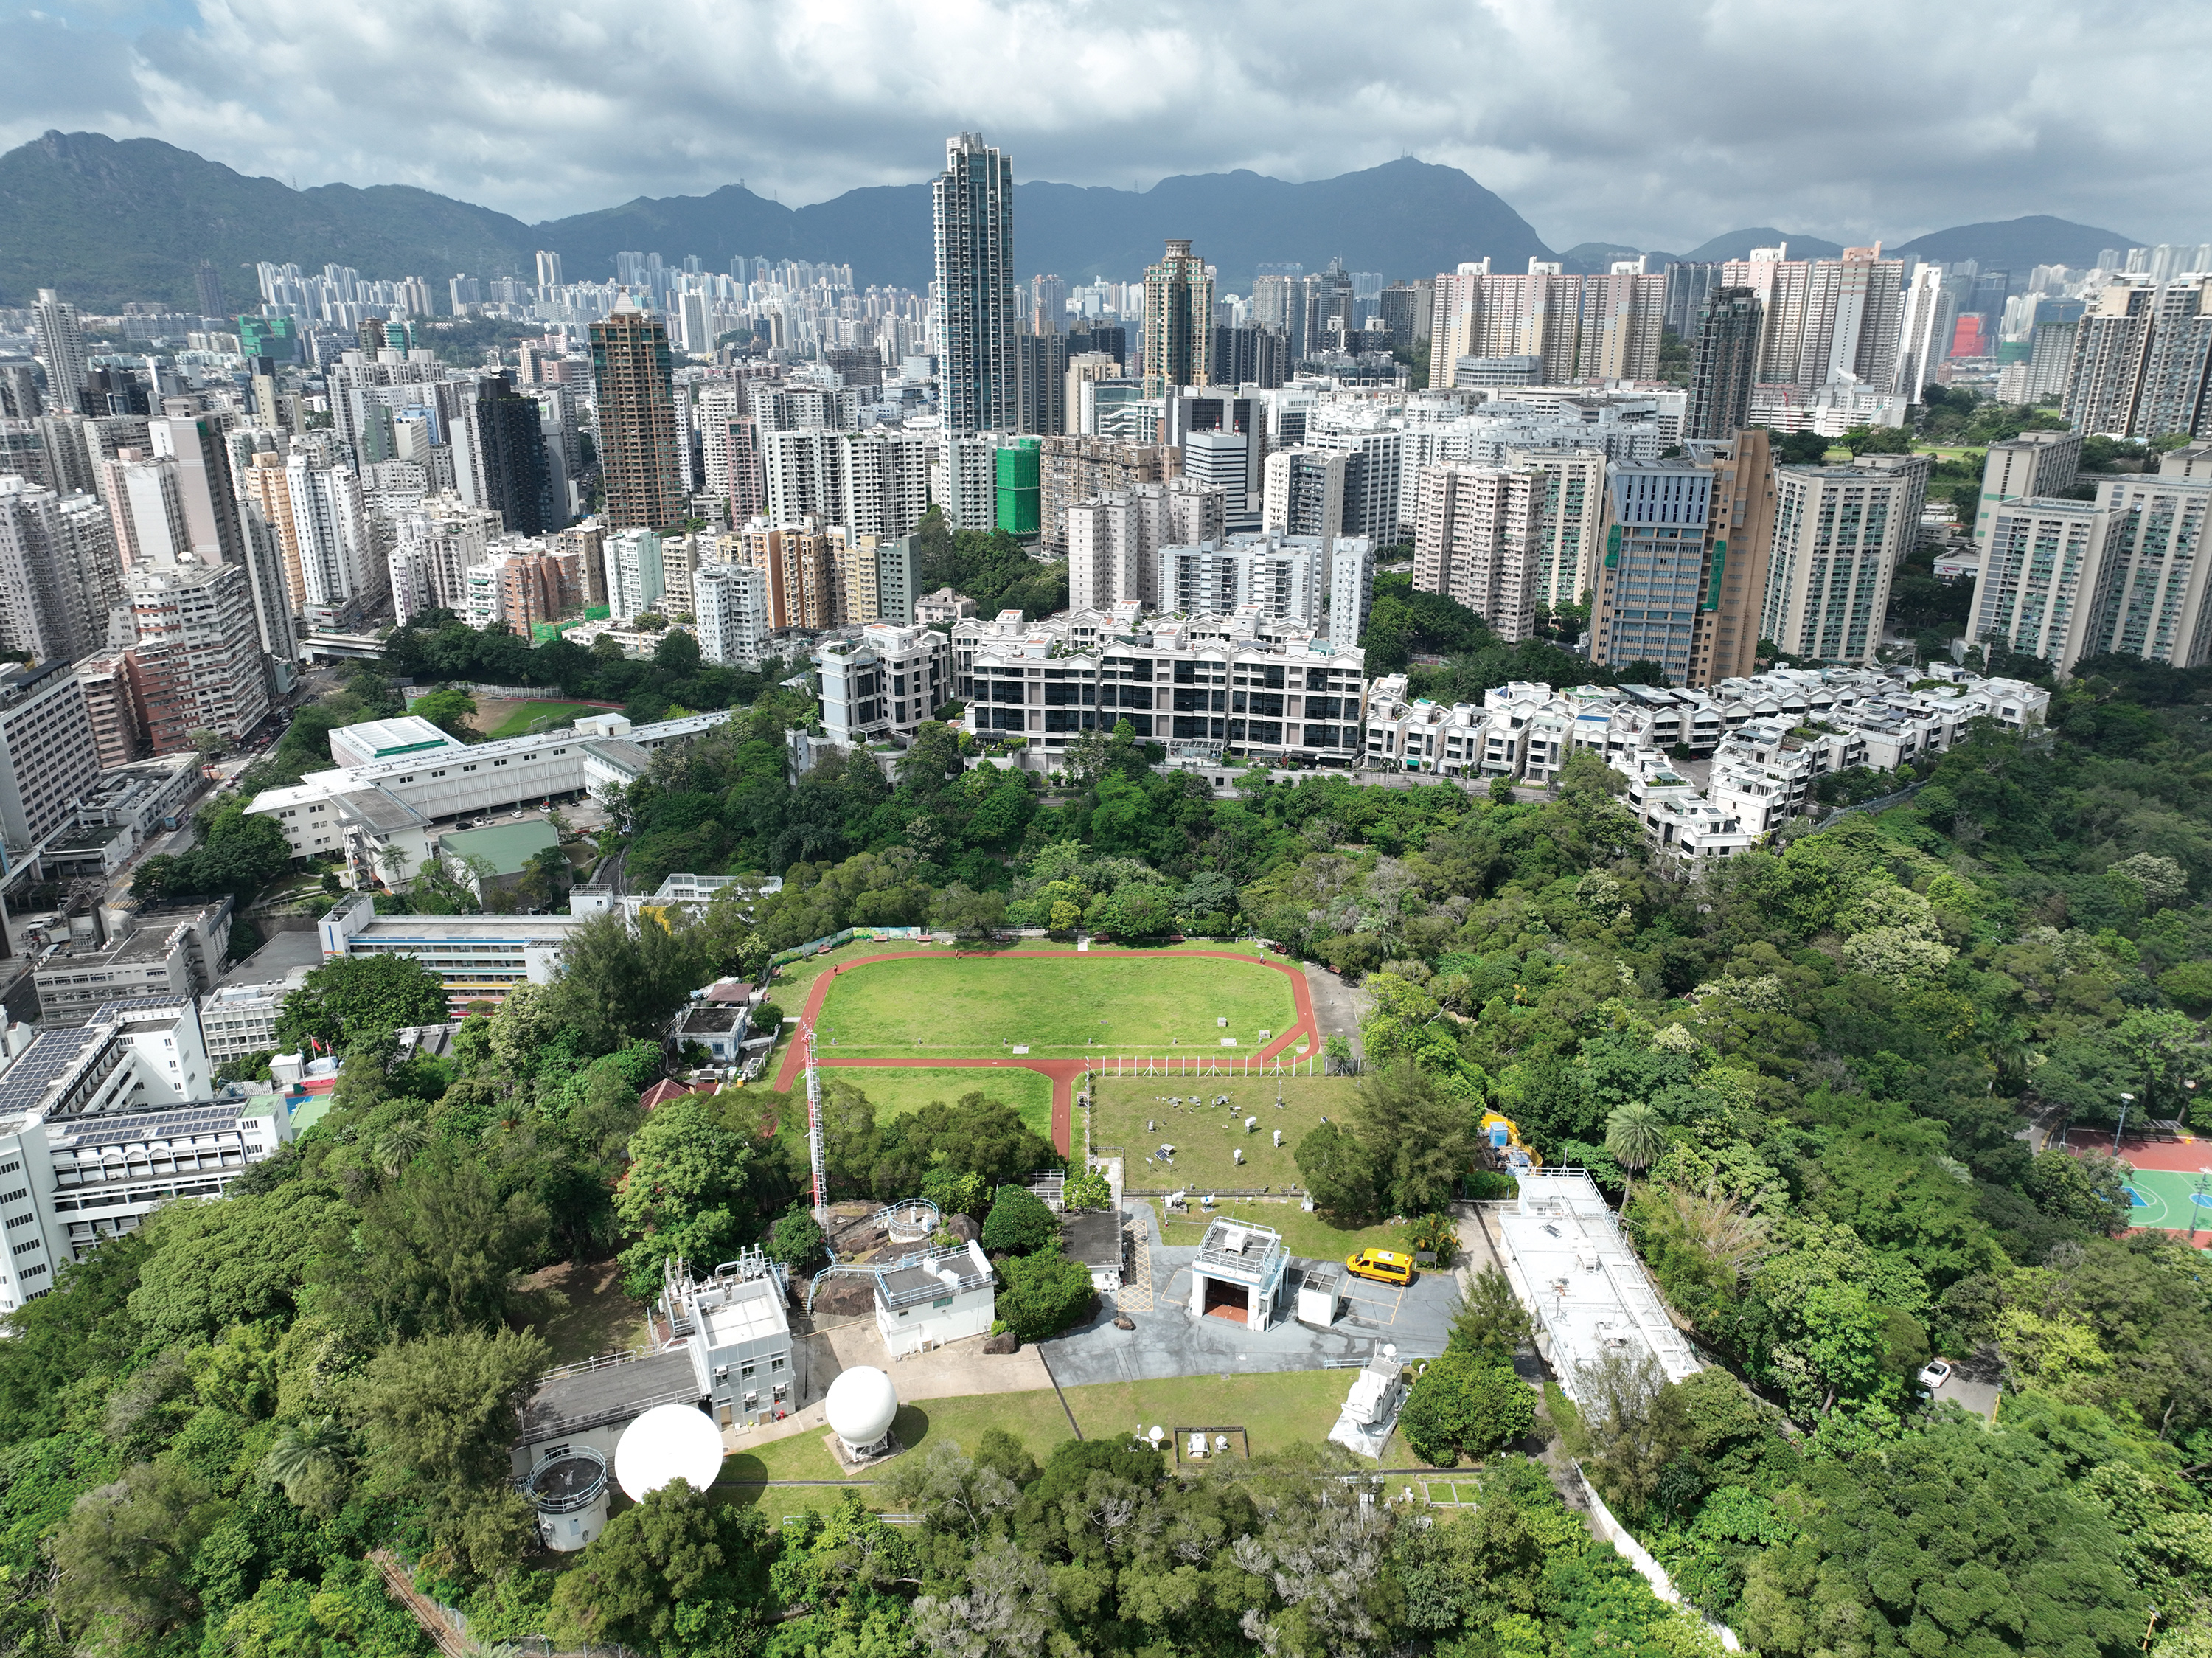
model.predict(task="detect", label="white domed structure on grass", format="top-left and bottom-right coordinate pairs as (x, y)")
top-left (825, 1365), bottom-right (899, 1457)
top-left (613, 1402), bottom-right (724, 1502)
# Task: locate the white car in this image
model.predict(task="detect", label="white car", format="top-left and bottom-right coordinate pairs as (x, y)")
top-left (1918, 1359), bottom-right (1952, 1392)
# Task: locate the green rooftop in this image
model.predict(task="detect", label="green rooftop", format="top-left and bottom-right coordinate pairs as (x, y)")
top-left (436, 818), bottom-right (562, 877)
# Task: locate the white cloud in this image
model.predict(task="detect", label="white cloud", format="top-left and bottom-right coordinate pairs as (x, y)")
top-left (7, 0), bottom-right (2206, 246)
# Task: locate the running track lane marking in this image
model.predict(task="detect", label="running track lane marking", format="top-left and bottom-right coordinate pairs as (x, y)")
top-left (771, 949), bottom-right (1323, 1156)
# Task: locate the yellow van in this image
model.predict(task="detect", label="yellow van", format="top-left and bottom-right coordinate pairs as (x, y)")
top-left (1345, 1247), bottom-right (1413, 1286)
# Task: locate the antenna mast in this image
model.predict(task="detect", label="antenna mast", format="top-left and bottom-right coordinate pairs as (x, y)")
top-left (805, 1024), bottom-right (827, 1223)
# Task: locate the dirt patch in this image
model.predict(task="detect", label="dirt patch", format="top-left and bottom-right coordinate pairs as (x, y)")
top-left (521, 1258), bottom-right (648, 1364)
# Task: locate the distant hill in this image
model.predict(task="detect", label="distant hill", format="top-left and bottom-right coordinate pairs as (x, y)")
top-left (1677, 228), bottom-right (1847, 263)
top-left (0, 131), bottom-right (2152, 315)
top-left (0, 133), bottom-right (1553, 308)
top-left (1890, 215), bottom-right (2139, 273)
top-left (541, 158), bottom-right (1554, 291)
top-left (0, 131), bottom-right (534, 311)
top-left (1555, 241), bottom-right (1678, 276)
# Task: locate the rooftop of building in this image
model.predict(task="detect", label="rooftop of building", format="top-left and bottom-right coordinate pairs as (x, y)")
top-left (331, 715), bottom-right (465, 762)
top-left (518, 1348), bottom-right (702, 1443)
top-left (217, 927), bottom-right (325, 988)
top-left (436, 817), bottom-right (561, 876)
top-left (1060, 1208), bottom-right (1124, 1269)
top-left (342, 911), bottom-right (580, 942)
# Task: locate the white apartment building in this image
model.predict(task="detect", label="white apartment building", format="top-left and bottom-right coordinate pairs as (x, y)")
top-left (285, 451), bottom-right (378, 625)
top-left (693, 563), bottom-right (773, 667)
top-left (1970, 499), bottom-right (2118, 670)
top-left (604, 528), bottom-right (664, 622)
top-left (1065, 479), bottom-right (1225, 611)
top-left (0, 659), bottom-right (102, 853)
top-left (814, 622), bottom-right (953, 746)
top-left (387, 496), bottom-right (500, 625)
top-left (955, 606), bottom-right (1367, 766)
top-left (1760, 465), bottom-right (1915, 665)
top-left (1413, 462), bottom-right (1546, 640)
top-left (2085, 468), bottom-right (2212, 666)
top-left (32, 900), bottom-right (231, 1027)
top-left (765, 429), bottom-right (932, 539)
top-left (1329, 539), bottom-right (1375, 647)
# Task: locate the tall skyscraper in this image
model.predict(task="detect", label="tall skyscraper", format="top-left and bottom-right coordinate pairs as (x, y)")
top-left (1261, 449), bottom-right (1346, 547)
top-left (1505, 447), bottom-right (1610, 612)
top-left (931, 132), bottom-right (1016, 434)
top-left (238, 450), bottom-right (305, 617)
top-left (124, 562), bottom-right (271, 752)
top-left (536, 250), bottom-right (564, 291)
top-left (472, 374), bottom-right (553, 535)
top-left (1427, 263), bottom-right (1665, 388)
top-left (0, 477), bottom-right (118, 664)
top-left (1759, 460), bottom-right (1913, 665)
top-left (1895, 264), bottom-right (1947, 399)
top-left (1591, 431), bottom-right (1775, 686)
top-left (32, 291), bottom-right (91, 418)
top-left (195, 260), bottom-right (225, 319)
top-left (1715, 244), bottom-right (1905, 390)
top-left (1413, 464), bottom-right (1547, 639)
top-left (2079, 468), bottom-right (2212, 664)
top-left (1970, 433), bottom-right (2083, 550)
top-left (692, 563), bottom-right (772, 667)
top-left (285, 451), bottom-right (378, 626)
top-left (1142, 239), bottom-right (1214, 395)
top-left (1211, 326), bottom-right (1289, 389)
top-left (1017, 332), bottom-right (1069, 434)
top-left (1686, 288), bottom-right (1762, 440)
top-left (590, 294), bottom-right (686, 529)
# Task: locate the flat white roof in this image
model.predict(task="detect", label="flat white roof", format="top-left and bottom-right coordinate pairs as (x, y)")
top-left (1496, 1171), bottom-right (1700, 1401)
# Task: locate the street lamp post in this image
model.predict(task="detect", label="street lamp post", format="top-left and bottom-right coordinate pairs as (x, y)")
top-left (2115, 1093), bottom-right (2135, 1154)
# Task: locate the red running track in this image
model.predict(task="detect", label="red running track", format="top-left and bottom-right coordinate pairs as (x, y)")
top-left (2058, 1127), bottom-right (2211, 1173)
top-left (771, 948), bottom-right (1321, 1155)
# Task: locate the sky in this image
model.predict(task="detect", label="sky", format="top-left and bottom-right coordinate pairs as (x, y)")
top-left (4, 0), bottom-right (2206, 249)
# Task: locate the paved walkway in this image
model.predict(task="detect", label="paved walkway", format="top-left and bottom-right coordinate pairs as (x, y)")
top-left (725, 1319), bottom-right (1054, 1458)
top-left (772, 948), bottom-right (1324, 1156)
top-left (1041, 1202), bottom-right (1456, 1387)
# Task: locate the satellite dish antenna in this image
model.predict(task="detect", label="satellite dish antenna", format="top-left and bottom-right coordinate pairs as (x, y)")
top-left (613, 1403), bottom-right (723, 1502)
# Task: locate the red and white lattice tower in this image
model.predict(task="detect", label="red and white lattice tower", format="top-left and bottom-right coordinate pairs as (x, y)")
top-left (804, 1024), bottom-right (827, 1223)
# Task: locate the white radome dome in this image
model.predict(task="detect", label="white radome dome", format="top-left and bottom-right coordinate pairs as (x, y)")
top-left (825, 1365), bottom-right (898, 1448)
top-left (613, 1402), bottom-right (724, 1502)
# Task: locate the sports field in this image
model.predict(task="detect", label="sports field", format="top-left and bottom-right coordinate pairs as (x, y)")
top-left (483, 698), bottom-right (608, 738)
top-left (1093, 1073), bottom-right (1357, 1193)
top-left (2118, 1168), bottom-right (2212, 1238)
top-left (811, 953), bottom-right (1298, 1055)
top-left (822, 1065), bottom-right (1054, 1138)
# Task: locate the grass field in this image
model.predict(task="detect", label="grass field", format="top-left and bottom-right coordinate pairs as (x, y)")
top-left (484, 699), bottom-right (607, 739)
top-left (1096, 1073), bottom-right (1357, 1193)
top-left (1141, 1197), bottom-right (1405, 1260)
top-left (823, 1065), bottom-right (1055, 1138)
top-left (717, 1369), bottom-right (1352, 1513)
top-left (813, 954), bottom-right (1296, 1055)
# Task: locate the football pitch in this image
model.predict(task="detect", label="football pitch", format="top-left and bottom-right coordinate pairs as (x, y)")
top-left (810, 953), bottom-right (1298, 1056)
top-left (819, 1064), bottom-right (1054, 1138)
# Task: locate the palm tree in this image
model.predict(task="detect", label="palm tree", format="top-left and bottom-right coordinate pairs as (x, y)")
top-left (262, 1415), bottom-right (350, 1514)
top-left (1604, 1101), bottom-right (1667, 1201)
top-left (373, 1120), bottom-right (429, 1176)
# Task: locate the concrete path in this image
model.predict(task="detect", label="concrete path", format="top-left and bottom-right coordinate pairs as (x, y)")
top-left (723, 1320), bottom-right (1054, 1456)
top-left (1301, 965), bottom-right (1366, 1062)
top-left (1040, 1203), bottom-right (1457, 1387)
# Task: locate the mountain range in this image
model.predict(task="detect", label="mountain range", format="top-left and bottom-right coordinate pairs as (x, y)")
top-left (0, 130), bottom-right (2141, 313)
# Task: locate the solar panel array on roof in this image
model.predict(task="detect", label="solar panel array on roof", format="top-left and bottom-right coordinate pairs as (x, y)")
top-left (0, 1029), bottom-right (105, 1117)
top-left (53, 1106), bottom-right (243, 1149)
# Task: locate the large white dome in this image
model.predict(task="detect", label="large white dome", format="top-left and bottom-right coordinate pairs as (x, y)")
top-left (613, 1402), bottom-right (724, 1502)
top-left (824, 1366), bottom-right (898, 1448)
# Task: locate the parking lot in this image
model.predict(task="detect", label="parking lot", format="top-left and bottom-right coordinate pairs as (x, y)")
top-left (1042, 1202), bottom-right (1461, 1387)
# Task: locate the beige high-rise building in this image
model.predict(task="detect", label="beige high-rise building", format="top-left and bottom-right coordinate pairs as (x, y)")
top-left (1141, 239), bottom-right (1214, 396)
top-left (1412, 464), bottom-right (1545, 639)
top-left (736, 516), bottom-right (837, 632)
top-left (1038, 436), bottom-right (1166, 553)
top-left (1717, 244), bottom-right (1905, 391)
top-left (1427, 261), bottom-right (1664, 387)
top-left (239, 451), bottom-right (305, 614)
top-left (1969, 499), bottom-right (2118, 671)
top-left (2080, 466), bottom-right (2212, 665)
top-left (1503, 447), bottom-right (1608, 610)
